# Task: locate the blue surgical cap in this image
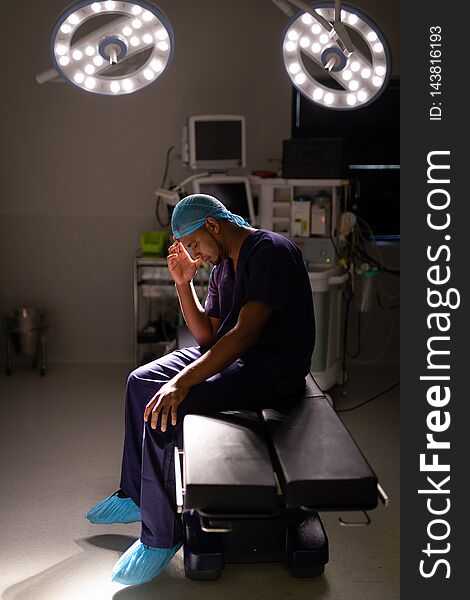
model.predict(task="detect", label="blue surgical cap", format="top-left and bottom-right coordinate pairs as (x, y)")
top-left (171, 194), bottom-right (251, 239)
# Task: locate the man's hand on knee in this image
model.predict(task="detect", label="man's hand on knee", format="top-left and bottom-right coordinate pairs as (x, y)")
top-left (143, 379), bottom-right (190, 432)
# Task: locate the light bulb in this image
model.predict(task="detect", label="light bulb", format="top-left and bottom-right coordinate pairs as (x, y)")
top-left (294, 73), bottom-right (306, 85)
top-left (151, 59), bottom-right (163, 71)
top-left (91, 2), bottom-right (101, 13)
top-left (74, 72), bottom-right (85, 84)
top-left (93, 55), bottom-right (104, 66)
top-left (85, 46), bottom-right (95, 56)
top-left (157, 41), bottom-right (169, 51)
top-left (373, 42), bottom-right (384, 53)
top-left (311, 43), bottom-right (321, 53)
top-left (357, 90), bottom-right (368, 102)
top-left (60, 23), bottom-right (72, 34)
top-left (155, 29), bottom-right (167, 40)
top-left (302, 14), bottom-right (313, 25)
top-left (85, 77), bottom-right (96, 89)
top-left (349, 80), bottom-right (359, 91)
top-left (324, 93), bottom-right (335, 105)
top-left (300, 36), bottom-right (310, 48)
top-left (350, 61), bottom-right (360, 72)
top-left (59, 56), bottom-right (70, 66)
top-left (132, 19), bottom-right (142, 29)
top-left (287, 30), bottom-right (299, 41)
top-left (85, 64), bottom-right (95, 74)
top-left (130, 36), bottom-right (140, 47)
top-left (347, 94), bottom-right (357, 106)
top-left (312, 88), bottom-right (324, 100)
top-left (72, 49), bottom-right (83, 61)
top-left (132, 5), bottom-right (142, 15)
top-left (285, 41), bottom-right (296, 52)
top-left (104, 1), bottom-right (115, 10)
top-left (375, 65), bottom-right (386, 76)
top-left (144, 68), bottom-right (155, 80)
top-left (342, 70), bottom-right (352, 81)
top-left (122, 78), bottom-right (133, 91)
top-left (110, 81), bottom-right (120, 94)
top-left (348, 14), bottom-right (358, 25)
top-left (319, 34), bottom-right (329, 44)
top-left (143, 33), bottom-right (153, 44)
top-left (372, 76), bottom-right (383, 87)
top-left (68, 14), bottom-right (80, 25)
top-left (288, 62), bottom-right (301, 74)
top-left (143, 11), bottom-right (153, 22)
top-left (367, 31), bottom-right (378, 42)
top-left (123, 26), bottom-right (132, 36)
top-left (56, 44), bottom-right (67, 56)
top-left (311, 24), bottom-right (321, 35)
top-left (361, 68), bottom-right (371, 79)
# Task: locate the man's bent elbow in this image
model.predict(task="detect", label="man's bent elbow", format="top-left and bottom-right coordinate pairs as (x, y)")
top-left (196, 332), bottom-right (217, 348)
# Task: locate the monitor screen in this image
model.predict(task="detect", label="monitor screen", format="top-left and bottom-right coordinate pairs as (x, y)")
top-left (192, 177), bottom-right (255, 225)
top-left (291, 79), bottom-right (400, 238)
top-left (187, 115), bottom-right (246, 171)
top-left (195, 121), bottom-right (242, 161)
top-left (291, 78), bottom-right (400, 165)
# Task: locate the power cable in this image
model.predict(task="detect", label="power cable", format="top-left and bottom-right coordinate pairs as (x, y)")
top-left (336, 381), bottom-right (400, 412)
top-left (155, 145), bottom-right (175, 228)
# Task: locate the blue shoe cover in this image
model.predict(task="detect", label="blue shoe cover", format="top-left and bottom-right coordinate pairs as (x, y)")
top-left (85, 493), bottom-right (141, 524)
top-left (111, 539), bottom-right (183, 585)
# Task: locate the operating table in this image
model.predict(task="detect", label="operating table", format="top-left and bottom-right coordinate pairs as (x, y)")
top-left (175, 327), bottom-right (388, 580)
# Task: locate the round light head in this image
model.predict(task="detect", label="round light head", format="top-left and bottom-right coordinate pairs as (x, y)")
top-left (281, 1), bottom-right (392, 110)
top-left (50, 0), bottom-right (174, 96)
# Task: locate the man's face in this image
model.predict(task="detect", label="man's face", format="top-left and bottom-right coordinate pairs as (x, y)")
top-left (178, 225), bottom-right (227, 266)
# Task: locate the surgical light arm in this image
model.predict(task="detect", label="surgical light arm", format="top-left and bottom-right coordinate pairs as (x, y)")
top-left (272, 0), bottom-right (354, 58)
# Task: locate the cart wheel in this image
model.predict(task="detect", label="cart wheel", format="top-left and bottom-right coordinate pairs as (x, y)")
top-left (5, 366), bottom-right (12, 376)
top-left (40, 366), bottom-right (47, 376)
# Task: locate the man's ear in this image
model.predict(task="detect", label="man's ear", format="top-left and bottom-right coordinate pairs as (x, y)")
top-left (205, 217), bottom-right (220, 233)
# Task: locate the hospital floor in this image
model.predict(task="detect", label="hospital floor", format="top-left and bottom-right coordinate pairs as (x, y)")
top-left (0, 359), bottom-right (399, 600)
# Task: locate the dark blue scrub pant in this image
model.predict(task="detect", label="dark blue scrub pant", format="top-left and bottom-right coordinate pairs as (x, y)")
top-left (119, 346), bottom-right (304, 548)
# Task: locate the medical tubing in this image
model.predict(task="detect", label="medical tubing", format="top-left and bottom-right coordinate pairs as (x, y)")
top-left (377, 291), bottom-right (400, 310)
top-left (356, 215), bottom-right (385, 263)
top-left (346, 310), bottom-right (361, 359)
top-left (161, 145), bottom-right (175, 189)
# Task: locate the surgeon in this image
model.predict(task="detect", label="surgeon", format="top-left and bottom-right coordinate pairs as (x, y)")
top-left (86, 194), bottom-right (315, 585)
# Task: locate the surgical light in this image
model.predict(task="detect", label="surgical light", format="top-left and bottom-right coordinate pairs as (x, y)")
top-left (275, 0), bottom-right (392, 110)
top-left (37, 0), bottom-right (174, 96)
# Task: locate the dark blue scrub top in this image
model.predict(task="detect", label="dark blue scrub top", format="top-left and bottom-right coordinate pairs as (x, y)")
top-left (204, 229), bottom-right (315, 381)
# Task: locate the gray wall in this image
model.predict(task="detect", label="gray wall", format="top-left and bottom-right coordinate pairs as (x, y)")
top-left (0, 0), bottom-right (399, 364)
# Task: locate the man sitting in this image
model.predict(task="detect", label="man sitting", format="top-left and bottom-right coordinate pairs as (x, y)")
top-left (86, 194), bottom-right (315, 585)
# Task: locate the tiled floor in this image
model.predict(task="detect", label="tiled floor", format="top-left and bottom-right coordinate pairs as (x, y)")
top-left (0, 360), bottom-right (399, 600)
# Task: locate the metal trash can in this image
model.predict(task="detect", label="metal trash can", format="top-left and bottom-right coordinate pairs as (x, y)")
top-left (14, 308), bottom-right (40, 356)
top-left (4, 308), bottom-right (48, 375)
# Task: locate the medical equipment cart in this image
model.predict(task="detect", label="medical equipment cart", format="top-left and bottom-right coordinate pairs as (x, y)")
top-left (133, 254), bottom-right (209, 366)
